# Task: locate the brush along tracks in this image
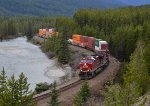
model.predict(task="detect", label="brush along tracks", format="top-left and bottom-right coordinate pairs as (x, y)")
top-left (33, 78), bottom-right (84, 101)
top-left (59, 79), bottom-right (84, 92)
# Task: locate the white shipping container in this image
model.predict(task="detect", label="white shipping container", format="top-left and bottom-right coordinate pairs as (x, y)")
top-left (95, 41), bottom-right (108, 52)
top-left (49, 29), bottom-right (53, 33)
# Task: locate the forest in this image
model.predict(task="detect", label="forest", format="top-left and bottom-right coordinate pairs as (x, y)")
top-left (0, 5), bottom-right (149, 61)
top-left (0, 5), bottom-right (150, 105)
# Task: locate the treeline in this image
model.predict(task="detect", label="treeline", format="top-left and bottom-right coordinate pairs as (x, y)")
top-left (72, 7), bottom-right (150, 61)
top-left (48, 6), bottom-right (150, 61)
top-left (0, 17), bottom-right (55, 40)
top-left (0, 6), bottom-right (149, 62)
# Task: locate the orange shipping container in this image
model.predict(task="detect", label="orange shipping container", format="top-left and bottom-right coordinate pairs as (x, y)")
top-left (42, 29), bottom-right (46, 35)
top-left (72, 34), bottom-right (81, 45)
top-left (39, 29), bottom-right (43, 36)
top-left (40, 29), bottom-right (46, 37)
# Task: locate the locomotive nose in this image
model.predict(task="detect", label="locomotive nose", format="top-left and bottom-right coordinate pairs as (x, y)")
top-left (81, 63), bottom-right (89, 72)
top-left (83, 63), bottom-right (88, 68)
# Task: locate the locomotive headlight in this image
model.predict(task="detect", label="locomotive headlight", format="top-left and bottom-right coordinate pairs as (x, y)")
top-left (87, 69), bottom-right (91, 72)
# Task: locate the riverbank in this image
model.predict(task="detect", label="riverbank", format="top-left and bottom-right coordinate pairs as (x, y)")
top-left (0, 37), bottom-right (69, 90)
top-left (0, 34), bottom-right (22, 41)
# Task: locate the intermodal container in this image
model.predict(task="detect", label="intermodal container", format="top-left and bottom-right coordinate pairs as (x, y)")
top-left (72, 34), bottom-right (81, 45)
top-left (41, 29), bottom-right (46, 37)
top-left (101, 41), bottom-right (109, 51)
top-left (95, 40), bottom-right (109, 52)
top-left (80, 36), bottom-right (88, 47)
top-left (39, 29), bottom-right (43, 36)
top-left (87, 37), bottom-right (96, 51)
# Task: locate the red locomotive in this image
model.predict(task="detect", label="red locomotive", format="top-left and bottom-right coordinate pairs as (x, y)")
top-left (79, 52), bottom-right (109, 79)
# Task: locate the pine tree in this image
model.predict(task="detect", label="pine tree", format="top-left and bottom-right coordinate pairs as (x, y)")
top-left (80, 81), bottom-right (90, 102)
top-left (123, 40), bottom-right (149, 94)
top-left (143, 42), bottom-right (150, 74)
top-left (102, 84), bottom-right (123, 106)
top-left (103, 40), bottom-right (149, 106)
top-left (74, 92), bottom-right (83, 106)
top-left (35, 82), bottom-right (52, 94)
top-left (48, 81), bottom-right (59, 106)
top-left (17, 73), bottom-right (34, 106)
top-left (0, 67), bottom-right (7, 94)
top-left (58, 33), bottom-right (70, 64)
top-left (0, 69), bottom-right (34, 106)
top-left (8, 19), bottom-right (17, 36)
top-left (7, 75), bottom-right (19, 106)
top-left (0, 67), bottom-right (8, 106)
top-left (74, 81), bottom-right (90, 106)
top-left (26, 21), bottom-right (33, 40)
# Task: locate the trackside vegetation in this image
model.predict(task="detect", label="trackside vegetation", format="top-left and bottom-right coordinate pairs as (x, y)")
top-left (73, 81), bottom-right (90, 106)
top-left (48, 81), bottom-right (59, 106)
top-left (103, 40), bottom-right (150, 106)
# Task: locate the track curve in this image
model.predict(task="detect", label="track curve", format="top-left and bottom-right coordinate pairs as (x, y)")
top-left (32, 37), bottom-right (120, 106)
top-left (33, 56), bottom-right (120, 106)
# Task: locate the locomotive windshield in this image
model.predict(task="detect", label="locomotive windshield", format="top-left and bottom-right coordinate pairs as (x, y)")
top-left (81, 59), bottom-right (94, 63)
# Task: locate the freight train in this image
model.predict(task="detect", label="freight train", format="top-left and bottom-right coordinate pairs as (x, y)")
top-left (38, 28), bottom-right (58, 38)
top-left (68, 34), bottom-right (109, 79)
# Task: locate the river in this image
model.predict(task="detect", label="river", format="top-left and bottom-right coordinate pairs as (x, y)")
top-left (0, 37), bottom-right (69, 90)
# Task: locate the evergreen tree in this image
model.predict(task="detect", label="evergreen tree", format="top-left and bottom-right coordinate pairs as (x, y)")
top-left (123, 40), bottom-right (149, 94)
top-left (143, 42), bottom-right (150, 74)
top-left (103, 40), bottom-right (149, 106)
top-left (74, 81), bottom-right (90, 106)
top-left (102, 84), bottom-right (123, 106)
top-left (48, 81), bottom-right (59, 106)
top-left (17, 73), bottom-right (34, 106)
top-left (0, 69), bottom-right (34, 106)
top-left (7, 75), bottom-right (19, 106)
top-left (8, 19), bottom-right (17, 36)
top-left (35, 82), bottom-right (52, 94)
top-left (26, 21), bottom-right (33, 40)
top-left (0, 67), bottom-right (7, 94)
top-left (0, 67), bottom-right (8, 106)
top-left (58, 33), bottom-right (70, 64)
top-left (103, 83), bottom-right (147, 106)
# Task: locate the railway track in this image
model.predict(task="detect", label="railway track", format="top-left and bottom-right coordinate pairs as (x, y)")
top-left (33, 78), bottom-right (84, 102)
top-left (33, 56), bottom-right (120, 106)
top-left (59, 79), bottom-right (84, 92)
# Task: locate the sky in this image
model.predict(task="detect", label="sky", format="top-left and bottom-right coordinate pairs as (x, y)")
top-left (120, 0), bottom-right (150, 5)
